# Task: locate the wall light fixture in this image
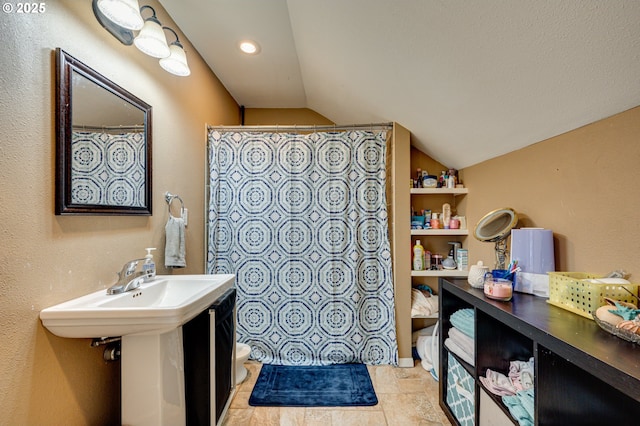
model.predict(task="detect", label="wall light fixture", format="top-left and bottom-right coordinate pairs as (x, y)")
top-left (93, 1), bottom-right (190, 77)
top-left (96, 0), bottom-right (144, 30)
top-left (133, 6), bottom-right (170, 58)
top-left (159, 27), bottom-right (191, 76)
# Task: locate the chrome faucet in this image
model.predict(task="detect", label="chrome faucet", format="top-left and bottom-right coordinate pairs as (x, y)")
top-left (107, 258), bottom-right (153, 295)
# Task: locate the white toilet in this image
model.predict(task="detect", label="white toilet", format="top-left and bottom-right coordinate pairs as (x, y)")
top-left (235, 342), bottom-right (251, 384)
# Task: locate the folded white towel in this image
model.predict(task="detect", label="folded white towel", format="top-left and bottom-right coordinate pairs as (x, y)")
top-left (444, 338), bottom-right (474, 366)
top-left (449, 327), bottom-right (475, 359)
top-left (165, 216), bottom-right (186, 268)
top-left (411, 289), bottom-right (439, 317)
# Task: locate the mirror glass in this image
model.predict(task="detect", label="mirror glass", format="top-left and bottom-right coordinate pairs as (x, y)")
top-left (473, 208), bottom-right (518, 242)
top-left (55, 48), bottom-right (152, 215)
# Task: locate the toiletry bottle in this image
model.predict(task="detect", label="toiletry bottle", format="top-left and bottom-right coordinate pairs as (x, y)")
top-left (448, 169), bottom-right (458, 185)
top-left (447, 175), bottom-right (455, 188)
top-left (421, 170), bottom-right (430, 188)
top-left (413, 240), bottom-right (425, 271)
top-left (143, 248), bottom-right (156, 281)
top-left (430, 213), bottom-right (440, 229)
top-left (442, 203), bottom-right (451, 229)
top-left (432, 253), bottom-right (443, 270)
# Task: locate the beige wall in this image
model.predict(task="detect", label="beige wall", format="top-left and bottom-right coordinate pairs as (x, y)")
top-left (391, 124), bottom-right (413, 362)
top-left (0, 1), bottom-right (239, 423)
top-left (462, 106), bottom-right (640, 278)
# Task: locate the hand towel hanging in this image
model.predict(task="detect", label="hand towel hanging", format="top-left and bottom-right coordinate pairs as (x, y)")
top-left (165, 215), bottom-right (186, 268)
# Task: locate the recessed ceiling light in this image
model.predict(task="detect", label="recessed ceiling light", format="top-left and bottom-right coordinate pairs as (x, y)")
top-left (239, 40), bottom-right (260, 55)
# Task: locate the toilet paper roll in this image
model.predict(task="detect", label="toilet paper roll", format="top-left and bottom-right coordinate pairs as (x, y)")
top-left (510, 228), bottom-right (555, 274)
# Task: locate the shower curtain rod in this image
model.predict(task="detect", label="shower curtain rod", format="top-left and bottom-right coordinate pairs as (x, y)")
top-left (208, 122), bottom-right (393, 132)
top-left (72, 125), bottom-right (144, 132)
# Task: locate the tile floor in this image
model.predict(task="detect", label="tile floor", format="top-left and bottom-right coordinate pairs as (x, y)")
top-left (222, 360), bottom-right (453, 426)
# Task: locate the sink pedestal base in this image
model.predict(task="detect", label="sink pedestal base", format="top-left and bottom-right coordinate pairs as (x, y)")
top-left (121, 328), bottom-right (186, 426)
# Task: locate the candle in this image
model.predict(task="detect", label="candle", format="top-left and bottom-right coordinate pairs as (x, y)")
top-left (484, 279), bottom-right (513, 301)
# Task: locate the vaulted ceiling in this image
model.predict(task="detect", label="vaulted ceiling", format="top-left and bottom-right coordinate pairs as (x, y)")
top-left (160, 0), bottom-right (640, 169)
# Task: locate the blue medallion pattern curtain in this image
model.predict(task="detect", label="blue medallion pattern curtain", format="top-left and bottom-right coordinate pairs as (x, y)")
top-left (71, 131), bottom-right (145, 206)
top-left (207, 129), bottom-right (397, 366)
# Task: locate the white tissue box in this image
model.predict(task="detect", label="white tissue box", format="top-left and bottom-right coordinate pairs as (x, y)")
top-left (514, 272), bottom-right (550, 298)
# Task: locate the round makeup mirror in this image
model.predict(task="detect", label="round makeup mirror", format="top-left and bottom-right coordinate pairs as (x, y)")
top-left (473, 208), bottom-right (518, 269)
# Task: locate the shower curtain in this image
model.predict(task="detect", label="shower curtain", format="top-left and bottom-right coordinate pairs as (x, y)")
top-left (207, 128), bottom-right (397, 366)
top-left (71, 131), bottom-right (145, 206)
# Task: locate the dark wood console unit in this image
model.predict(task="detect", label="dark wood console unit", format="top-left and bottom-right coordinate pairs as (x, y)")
top-left (439, 278), bottom-right (640, 426)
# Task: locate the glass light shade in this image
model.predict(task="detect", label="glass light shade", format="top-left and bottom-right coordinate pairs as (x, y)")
top-left (134, 19), bottom-right (170, 58)
top-left (97, 0), bottom-right (143, 30)
top-left (160, 44), bottom-right (191, 76)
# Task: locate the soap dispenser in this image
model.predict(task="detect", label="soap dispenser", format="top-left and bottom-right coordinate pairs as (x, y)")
top-left (143, 248), bottom-right (156, 281)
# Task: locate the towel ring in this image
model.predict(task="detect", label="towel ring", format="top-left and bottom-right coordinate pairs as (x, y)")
top-left (164, 192), bottom-right (184, 218)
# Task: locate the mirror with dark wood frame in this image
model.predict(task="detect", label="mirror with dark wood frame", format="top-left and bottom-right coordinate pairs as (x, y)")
top-left (55, 48), bottom-right (152, 215)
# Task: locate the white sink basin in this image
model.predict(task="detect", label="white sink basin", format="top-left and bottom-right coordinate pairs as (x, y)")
top-left (40, 274), bottom-right (235, 338)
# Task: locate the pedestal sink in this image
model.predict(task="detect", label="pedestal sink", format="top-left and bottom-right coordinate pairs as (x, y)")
top-left (40, 274), bottom-right (235, 426)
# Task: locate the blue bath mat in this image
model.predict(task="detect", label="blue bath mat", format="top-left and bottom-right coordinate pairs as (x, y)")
top-left (248, 363), bottom-right (378, 407)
